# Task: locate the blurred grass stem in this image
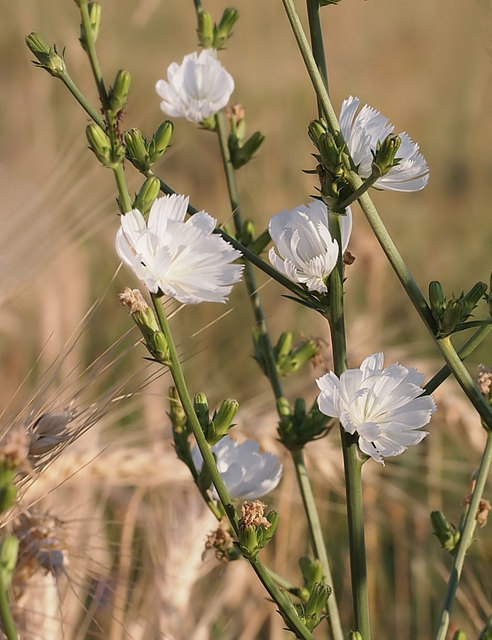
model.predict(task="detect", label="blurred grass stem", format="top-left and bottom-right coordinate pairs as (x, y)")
top-left (0, 574), bottom-right (17, 640)
top-left (434, 431), bottom-right (492, 640)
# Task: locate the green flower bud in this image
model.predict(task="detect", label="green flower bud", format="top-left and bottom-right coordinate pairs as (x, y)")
top-left (259, 510), bottom-right (279, 546)
top-left (299, 556), bottom-right (324, 589)
top-left (452, 630), bottom-right (468, 640)
top-left (0, 536), bottom-right (19, 590)
top-left (149, 120), bottom-right (174, 164)
top-left (86, 124), bottom-right (113, 167)
top-left (478, 615), bottom-right (492, 640)
top-left (124, 128), bottom-right (150, 172)
top-left (169, 388), bottom-right (192, 467)
top-left (348, 633), bottom-right (363, 640)
top-left (25, 33), bottom-right (66, 77)
top-left (372, 134), bottom-right (401, 177)
top-left (240, 220), bottom-right (255, 247)
top-left (429, 281), bottom-right (446, 321)
top-left (230, 131), bottom-right (265, 169)
top-left (276, 332), bottom-right (293, 361)
top-left (169, 387), bottom-right (187, 433)
top-left (303, 582), bottom-right (330, 631)
top-left (109, 69), bottom-right (131, 113)
top-left (214, 8), bottom-right (239, 49)
top-left (431, 511), bottom-right (460, 554)
top-left (133, 176), bottom-right (161, 217)
top-left (284, 338), bottom-right (319, 375)
top-left (208, 399), bottom-right (239, 445)
top-left (277, 396), bottom-right (292, 418)
top-left (308, 119), bottom-right (328, 146)
top-left (80, 2), bottom-right (101, 49)
top-left (462, 281), bottom-right (487, 316)
top-left (197, 10), bottom-right (214, 48)
top-left (196, 452), bottom-right (213, 492)
top-left (238, 525), bottom-right (259, 558)
top-left (147, 330), bottom-right (169, 363)
top-left (194, 393), bottom-right (210, 433)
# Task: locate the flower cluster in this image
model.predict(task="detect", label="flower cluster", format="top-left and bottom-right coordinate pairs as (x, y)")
top-left (268, 200), bottom-right (352, 293)
top-left (317, 353), bottom-right (436, 464)
top-left (116, 194), bottom-right (243, 304)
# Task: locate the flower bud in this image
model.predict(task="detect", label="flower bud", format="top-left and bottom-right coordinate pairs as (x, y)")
top-left (247, 229), bottom-right (271, 256)
top-left (148, 120), bottom-right (174, 164)
top-left (86, 123), bottom-right (113, 167)
top-left (208, 399), bottom-right (239, 445)
top-left (124, 128), bottom-right (150, 172)
top-left (372, 134), bottom-right (401, 177)
top-left (303, 582), bottom-right (330, 631)
top-left (348, 633), bottom-right (363, 640)
top-left (169, 387), bottom-right (193, 467)
top-left (431, 510), bottom-right (460, 554)
top-left (109, 69), bottom-right (131, 113)
top-left (25, 33), bottom-right (66, 77)
top-left (452, 631), bottom-right (467, 640)
top-left (229, 131), bottom-right (265, 169)
top-left (197, 9), bottom-right (214, 48)
top-left (238, 525), bottom-right (259, 558)
top-left (0, 536), bottom-right (19, 589)
top-left (214, 8), bottom-right (239, 49)
top-left (119, 288), bottom-right (169, 362)
top-left (169, 387), bottom-right (187, 432)
top-left (194, 393), bottom-right (210, 433)
top-left (240, 220), bottom-right (255, 246)
top-left (299, 556), bottom-right (324, 589)
top-left (80, 2), bottom-right (101, 49)
top-left (133, 177), bottom-right (161, 217)
top-left (429, 280), bottom-right (446, 321)
top-left (308, 119), bottom-right (328, 146)
top-left (462, 281), bottom-right (487, 316)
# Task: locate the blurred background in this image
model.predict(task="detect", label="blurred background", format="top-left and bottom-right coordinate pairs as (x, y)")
top-left (0, 0), bottom-right (491, 638)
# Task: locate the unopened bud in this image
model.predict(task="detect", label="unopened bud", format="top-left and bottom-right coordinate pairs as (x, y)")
top-left (453, 630), bottom-right (467, 640)
top-left (0, 536), bottom-right (19, 589)
top-left (348, 633), bottom-right (363, 640)
top-left (80, 2), bottom-right (101, 49)
top-left (299, 556), bottom-right (324, 589)
top-left (303, 582), bottom-right (330, 631)
top-left (372, 134), bottom-right (401, 177)
top-left (25, 33), bottom-right (66, 77)
top-left (431, 510), bottom-right (460, 554)
top-left (208, 399), bottom-right (239, 445)
top-left (308, 119), bottom-right (328, 146)
top-left (133, 176), bottom-right (161, 216)
top-left (148, 120), bottom-right (174, 164)
top-left (109, 69), bottom-right (131, 113)
top-left (169, 387), bottom-right (187, 432)
top-left (429, 281), bottom-right (446, 321)
top-left (197, 10), bottom-right (214, 48)
top-left (214, 8), bottom-right (239, 49)
top-left (240, 220), bottom-right (255, 246)
top-left (462, 281), bottom-right (487, 316)
top-left (194, 393), bottom-right (210, 433)
top-left (86, 123), bottom-right (113, 167)
top-left (124, 128), bottom-right (150, 172)
top-left (247, 229), bottom-right (271, 256)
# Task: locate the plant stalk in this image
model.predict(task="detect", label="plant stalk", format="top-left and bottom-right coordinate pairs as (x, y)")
top-left (0, 575), bottom-right (17, 640)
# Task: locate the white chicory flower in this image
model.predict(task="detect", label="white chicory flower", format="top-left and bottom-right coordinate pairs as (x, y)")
top-left (155, 49), bottom-right (234, 124)
top-left (268, 200), bottom-right (352, 294)
top-left (191, 435), bottom-right (283, 500)
top-left (316, 352), bottom-right (436, 464)
top-left (115, 194), bottom-right (243, 304)
top-left (340, 95), bottom-right (429, 192)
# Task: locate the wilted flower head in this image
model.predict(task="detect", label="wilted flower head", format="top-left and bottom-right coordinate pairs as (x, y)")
top-left (340, 95), bottom-right (429, 192)
top-left (115, 194), bottom-right (243, 304)
top-left (191, 435), bottom-right (283, 499)
top-left (268, 200), bottom-right (352, 293)
top-left (155, 49), bottom-right (234, 124)
top-left (316, 352), bottom-right (436, 464)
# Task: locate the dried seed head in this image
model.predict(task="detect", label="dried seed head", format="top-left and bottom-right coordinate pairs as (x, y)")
top-left (477, 364), bottom-right (492, 397)
top-left (204, 521), bottom-right (234, 562)
top-left (239, 500), bottom-right (270, 529)
top-left (12, 511), bottom-right (68, 592)
top-left (0, 427), bottom-right (30, 469)
top-left (119, 287), bottom-right (149, 313)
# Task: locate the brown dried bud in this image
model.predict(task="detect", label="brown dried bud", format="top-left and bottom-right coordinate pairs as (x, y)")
top-left (239, 499), bottom-right (270, 529)
top-left (477, 364), bottom-right (492, 398)
top-left (119, 288), bottom-right (149, 314)
top-left (204, 521), bottom-right (234, 562)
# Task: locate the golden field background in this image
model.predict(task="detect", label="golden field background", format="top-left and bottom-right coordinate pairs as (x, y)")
top-left (0, 1), bottom-right (491, 638)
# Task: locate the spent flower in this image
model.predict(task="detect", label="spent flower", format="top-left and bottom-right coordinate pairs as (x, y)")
top-left (191, 435), bottom-right (282, 500)
top-left (115, 194), bottom-right (243, 304)
top-left (316, 352), bottom-right (436, 464)
top-left (340, 95), bottom-right (429, 191)
top-left (155, 49), bottom-right (234, 124)
top-left (268, 200), bottom-right (352, 293)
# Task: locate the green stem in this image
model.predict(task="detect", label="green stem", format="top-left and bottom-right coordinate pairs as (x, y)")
top-left (292, 449), bottom-right (344, 640)
top-left (436, 337), bottom-right (492, 430)
top-left (306, 0), bottom-right (329, 116)
top-left (0, 575), bottom-right (17, 640)
top-left (434, 431), bottom-right (492, 640)
top-left (424, 324), bottom-right (492, 395)
top-left (152, 295), bottom-right (314, 639)
top-left (59, 72), bottom-right (106, 129)
top-left (325, 212), bottom-right (371, 640)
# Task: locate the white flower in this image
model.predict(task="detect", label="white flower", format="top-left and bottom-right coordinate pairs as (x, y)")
top-left (155, 49), bottom-right (234, 124)
top-left (191, 435), bottom-right (283, 500)
top-left (115, 194), bottom-right (243, 304)
top-left (316, 352), bottom-right (436, 464)
top-left (268, 200), bottom-right (352, 294)
top-left (339, 95), bottom-right (429, 192)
